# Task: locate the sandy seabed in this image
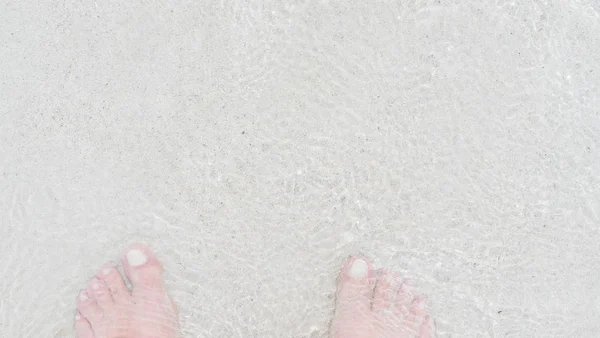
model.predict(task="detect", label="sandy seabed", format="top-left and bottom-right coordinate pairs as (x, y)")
top-left (1, 1), bottom-right (599, 337)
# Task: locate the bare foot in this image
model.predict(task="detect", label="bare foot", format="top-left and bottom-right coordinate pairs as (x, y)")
top-left (331, 256), bottom-right (435, 338)
top-left (75, 244), bottom-right (178, 338)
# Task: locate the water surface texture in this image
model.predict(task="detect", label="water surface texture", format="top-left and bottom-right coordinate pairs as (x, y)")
top-left (1, 1), bottom-right (600, 337)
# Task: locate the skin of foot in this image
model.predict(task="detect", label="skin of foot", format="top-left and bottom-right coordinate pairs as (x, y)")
top-left (75, 247), bottom-right (433, 338)
top-left (330, 256), bottom-right (435, 338)
top-left (75, 244), bottom-right (178, 338)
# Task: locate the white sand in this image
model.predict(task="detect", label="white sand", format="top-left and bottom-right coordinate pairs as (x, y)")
top-left (1, 1), bottom-right (599, 337)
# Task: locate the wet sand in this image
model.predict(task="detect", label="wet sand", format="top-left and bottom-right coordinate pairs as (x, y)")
top-left (1, 1), bottom-right (599, 337)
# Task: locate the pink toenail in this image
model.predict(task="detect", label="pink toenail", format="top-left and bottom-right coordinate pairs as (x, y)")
top-left (79, 292), bottom-right (89, 301)
top-left (403, 278), bottom-right (415, 286)
top-left (348, 259), bottom-right (368, 279)
top-left (415, 298), bottom-right (427, 310)
top-left (92, 280), bottom-right (101, 290)
top-left (126, 249), bottom-right (148, 267)
top-left (75, 313), bottom-right (81, 320)
top-left (102, 267), bottom-right (112, 275)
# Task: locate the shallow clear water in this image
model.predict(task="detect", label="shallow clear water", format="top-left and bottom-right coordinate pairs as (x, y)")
top-left (1, 1), bottom-right (599, 337)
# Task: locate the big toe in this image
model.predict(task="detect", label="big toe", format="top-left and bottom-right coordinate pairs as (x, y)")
top-left (335, 256), bottom-right (374, 316)
top-left (122, 244), bottom-right (165, 292)
top-left (121, 244), bottom-right (178, 332)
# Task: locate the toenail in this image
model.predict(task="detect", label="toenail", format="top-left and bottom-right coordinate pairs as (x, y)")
top-left (348, 258), bottom-right (368, 279)
top-left (415, 299), bottom-right (427, 310)
top-left (92, 280), bottom-right (101, 290)
top-left (75, 313), bottom-right (81, 320)
top-left (102, 267), bottom-right (112, 276)
top-left (79, 292), bottom-right (89, 301)
top-left (426, 315), bottom-right (435, 327)
top-left (403, 278), bottom-right (415, 286)
top-left (126, 249), bottom-right (148, 267)
top-left (384, 273), bottom-right (397, 284)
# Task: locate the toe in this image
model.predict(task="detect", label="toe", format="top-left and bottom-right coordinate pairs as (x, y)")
top-left (372, 270), bottom-right (400, 312)
top-left (419, 315), bottom-right (436, 338)
top-left (393, 280), bottom-right (415, 318)
top-left (405, 297), bottom-right (428, 333)
top-left (77, 291), bottom-right (103, 329)
top-left (88, 277), bottom-right (113, 309)
top-left (335, 256), bottom-right (375, 315)
top-left (74, 311), bottom-right (94, 338)
top-left (121, 244), bottom-right (165, 292)
top-left (97, 265), bottom-right (130, 301)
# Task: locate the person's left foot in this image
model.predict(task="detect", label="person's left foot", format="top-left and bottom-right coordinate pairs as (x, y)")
top-left (75, 244), bottom-right (179, 338)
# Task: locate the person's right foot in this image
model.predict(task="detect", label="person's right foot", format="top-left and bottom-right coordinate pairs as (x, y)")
top-left (330, 256), bottom-right (435, 338)
top-left (75, 244), bottom-right (179, 338)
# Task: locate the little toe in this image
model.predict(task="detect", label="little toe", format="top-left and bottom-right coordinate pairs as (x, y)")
top-left (405, 297), bottom-right (428, 332)
top-left (74, 311), bottom-right (94, 338)
top-left (121, 244), bottom-right (165, 292)
top-left (420, 315), bottom-right (436, 337)
top-left (97, 265), bottom-right (130, 301)
top-left (419, 315), bottom-right (436, 338)
top-left (88, 277), bottom-right (113, 309)
top-left (76, 291), bottom-right (103, 329)
top-left (372, 270), bottom-right (400, 312)
top-left (335, 256), bottom-right (375, 315)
